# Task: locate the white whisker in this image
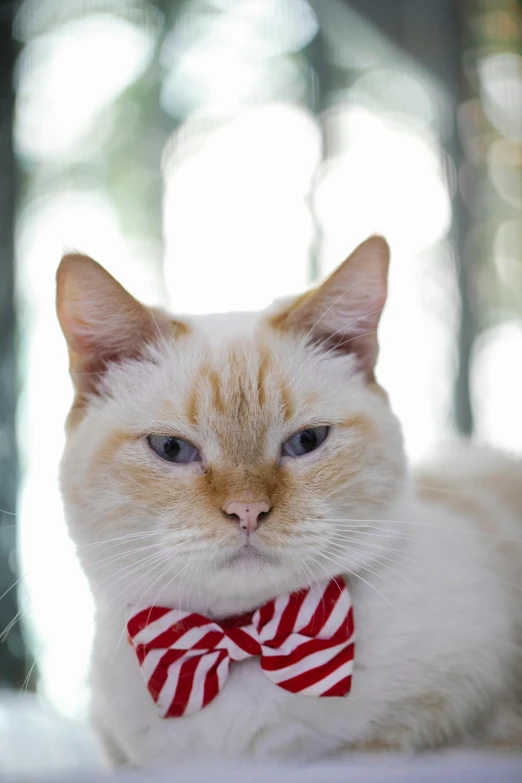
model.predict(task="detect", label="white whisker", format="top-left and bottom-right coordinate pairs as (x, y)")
top-left (98, 552), bottom-right (169, 592)
top-left (305, 518), bottom-right (522, 544)
top-left (88, 542), bottom-right (165, 572)
top-left (305, 530), bottom-right (521, 607)
top-left (300, 548), bottom-right (400, 614)
top-left (78, 528), bottom-right (173, 553)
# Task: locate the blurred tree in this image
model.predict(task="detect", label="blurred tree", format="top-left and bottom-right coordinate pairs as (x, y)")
top-left (331, 0), bottom-right (474, 433)
top-left (0, 0), bottom-right (25, 688)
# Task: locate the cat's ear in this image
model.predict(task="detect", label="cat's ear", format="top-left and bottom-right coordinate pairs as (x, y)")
top-left (271, 235), bottom-right (389, 376)
top-left (56, 253), bottom-right (170, 392)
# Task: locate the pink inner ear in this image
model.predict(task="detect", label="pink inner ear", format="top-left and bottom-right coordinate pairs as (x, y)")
top-left (279, 236), bottom-right (389, 375)
top-left (73, 307), bottom-right (154, 356)
top-left (56, 253), bottom-right (176, 397)
top-left (58, 306), bottom-right (101, 355)
top-left (66, 306), bottom-right (170, 395)
top-left (306, 322), bottom-right (380, 375)
top-left (310, 294), bottom-right (385, 373)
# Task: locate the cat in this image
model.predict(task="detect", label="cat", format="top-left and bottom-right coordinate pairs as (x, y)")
top-left (56, 236), bottom-right (522, 766)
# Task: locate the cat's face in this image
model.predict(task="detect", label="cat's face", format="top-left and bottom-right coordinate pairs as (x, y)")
top-left (57, 237), bottom-right (406, 615)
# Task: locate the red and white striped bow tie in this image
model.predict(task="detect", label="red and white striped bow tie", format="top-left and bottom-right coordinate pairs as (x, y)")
top-left (127, 576), bottom-right (354, 718)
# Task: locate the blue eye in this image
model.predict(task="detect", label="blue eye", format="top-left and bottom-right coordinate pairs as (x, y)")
top-left (282, 426), bottom-right (329, 458)
top-left (147, 435), bottom-right (200, 464)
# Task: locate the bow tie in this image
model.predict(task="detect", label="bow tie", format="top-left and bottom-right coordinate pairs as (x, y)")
top-left (127, 576), bottom-right (355, 718)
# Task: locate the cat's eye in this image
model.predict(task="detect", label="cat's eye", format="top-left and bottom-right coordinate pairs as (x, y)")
top-left (147, 435), bottom-right (200, 464)
top-left (282, 426), bottom-right (329, 458)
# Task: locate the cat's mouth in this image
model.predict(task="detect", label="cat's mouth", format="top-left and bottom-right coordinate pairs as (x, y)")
top-left (224, 542), bottom-right (277, 568)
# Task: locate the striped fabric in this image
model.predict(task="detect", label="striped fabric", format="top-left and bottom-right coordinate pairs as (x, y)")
top-left (127, 577), bottom-right (355, 717)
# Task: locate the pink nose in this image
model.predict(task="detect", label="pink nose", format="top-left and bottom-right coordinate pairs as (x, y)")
top-left (223, 501), bottom-right (271, 533)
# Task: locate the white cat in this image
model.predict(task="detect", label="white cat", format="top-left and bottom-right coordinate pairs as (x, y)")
top-left (56, 236), bottom-right (522, 766)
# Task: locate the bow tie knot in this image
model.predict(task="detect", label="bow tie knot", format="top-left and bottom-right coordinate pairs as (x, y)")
top-left (127, 577), bottom-right (355, 717)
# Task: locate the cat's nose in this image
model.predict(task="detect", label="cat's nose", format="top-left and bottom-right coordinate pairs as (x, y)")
top-left (222, 500), bottom-right (271, 533)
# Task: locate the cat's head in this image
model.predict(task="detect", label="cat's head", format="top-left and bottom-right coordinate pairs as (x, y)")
top-left (57, 236), bottom-right (407, 616)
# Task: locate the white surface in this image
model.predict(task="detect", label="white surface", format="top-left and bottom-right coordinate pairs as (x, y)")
top-left (1, 691), bottom-right (522, 783)
top-left (0, 691), bottom-right (101, 779)
top-left (6, 757), bottom-right (522, 783)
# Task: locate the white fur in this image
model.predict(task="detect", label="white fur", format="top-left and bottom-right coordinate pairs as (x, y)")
top-left (60, 309), bottom-right (522, 766)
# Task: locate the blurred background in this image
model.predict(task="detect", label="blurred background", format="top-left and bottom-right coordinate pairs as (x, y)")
top-left (0, 0), bottom-right (522, 776)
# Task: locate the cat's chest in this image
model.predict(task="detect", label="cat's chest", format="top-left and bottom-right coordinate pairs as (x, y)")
top-left (89, 551), bottom-right (515, 763)
top-left (91, 621), bottom-right (371, 763)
